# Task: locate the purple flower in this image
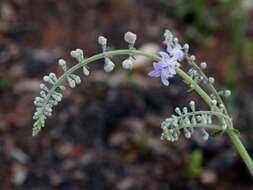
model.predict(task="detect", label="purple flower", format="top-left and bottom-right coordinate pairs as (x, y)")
top-left (148, 52), bottom-right (176, 86)
top-left (165, 40), bottom-right (184, 61)
top-left (148, 30), bottom-right (185, 86)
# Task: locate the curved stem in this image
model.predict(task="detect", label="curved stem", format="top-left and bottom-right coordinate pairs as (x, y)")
top-left (185, 53), bottom-right (229, 115)
top-left (178, 124), bottom-right (223, 131)
top-left (41, 49), bottom-right (253, 175)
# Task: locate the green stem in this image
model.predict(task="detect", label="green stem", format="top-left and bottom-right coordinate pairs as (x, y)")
top-left (42, 49), bottom-right (253, 175)
top-left (228, 131), bottom-right (253, 175)
top-left (185, 53), bottom-right (229, 115)
top-left (178, 124), bottom-right (224, 131)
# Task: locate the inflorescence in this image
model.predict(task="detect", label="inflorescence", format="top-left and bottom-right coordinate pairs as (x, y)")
top-left (33, 29), bottom-right (232, 139)
top-left (32, 31), bottom-right (137, 136)
top-left (161, 101), bottom-right (230, 142)
top-left (31, 29), bottom-right (253, 176)
top-left (32, 50), bottom-right (88, 136)
top-left (156, 30), bottom-right (233, 142)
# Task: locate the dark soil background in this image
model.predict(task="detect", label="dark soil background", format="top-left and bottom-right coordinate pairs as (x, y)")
top-left (0, 0), bottom-right (253, 189)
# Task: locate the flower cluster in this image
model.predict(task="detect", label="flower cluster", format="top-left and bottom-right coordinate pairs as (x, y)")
top-left (33, 71), bottom-right (65, 136)
top-left (156, 30), bottom-right (234, 142)
top-left (148, 30), bottom-right (184, 86)
top-left (32, 49), bottom-right (89, 136)
top-left (160, 101), bottom-right (229, 142)
top-left (33, 32), bottom-right (139, 136)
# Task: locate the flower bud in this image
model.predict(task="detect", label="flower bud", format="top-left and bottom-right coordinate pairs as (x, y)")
top-left (69, 74), bottom-right (81, 84)
top-left (164, 30), bottom-right (173, 42)
top-left (70, 50), bottom-right (78, 58)
top-left (124, 32), bottom-right (137, 44)
top-left (70, 49), bottom-right (84, 62)
top-left (183, 107), bottom-right (188, 114)
top-left (104, 58), bottom-right (115, 72)
top-left (200, 62), bottom-right (207, 69)
top-left (189, 101), bottom-right (195, 111)
top-left (219, 104), bottom-right (225, 112)
top-left (98, 36), bottom-right (107, 46)
top-left (67, 77), bottom-right (76, 88)
top-left (175, 107), bottom-right (182, 115)
top-left (58, 59), bottom-right (67, 72)
top-left (184, 130), bottom-right (191, 139)
top-left (208, 77), bottom-right (215, 84)
top-left (224, 90), bottom-right (231, 96)
top-left (190, 55), bottom-right (196, 61)
top-left (183, 43), bottom-right (189, 51)
top-left (59, 86), bottom-right (66, 90)
top-left (49, 73), bottom-right (57, 82)
top-left (122, 59), bottom-right (133, 70)
top-left (202, 130), bottom-right (209, 141)
top-left (43, 76), bottom-right (50, 82)
top-left (211, 99), bottom-right (217, 106)
top-left (82, 66), bottom-right (90, 76)
top-left (173, 37), bottom-right (178, 44)
top-left (58, 59), bottom-right (66, 66)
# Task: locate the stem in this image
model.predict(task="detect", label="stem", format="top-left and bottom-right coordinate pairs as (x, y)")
top-left (178, 124), bottom-right (223, 131)
top-left (41, 49), bottom-right (253, 175)
top-left (184, 54), bottom-right (252, 175)
top-left (228, 131), bottom-right (253, 175)
top-left (185, 53), bottom-right (229, 115)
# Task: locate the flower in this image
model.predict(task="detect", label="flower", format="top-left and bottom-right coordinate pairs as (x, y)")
top-left (165, 39), bottom-right (184, 62)
top-left (148, 52), bottom-right (176, 86)
top-left (167, 43), bottom-right (184, 61)
top-left (163, 30), bottom-right (184, 61)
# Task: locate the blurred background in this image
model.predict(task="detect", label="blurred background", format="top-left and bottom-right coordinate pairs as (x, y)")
top-left (0, 0), bottom-right (253, 189)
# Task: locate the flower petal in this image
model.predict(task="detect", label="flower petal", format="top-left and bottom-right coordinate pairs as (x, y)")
top-left (171, 69), bottom-right (176, 75)
top-left (148, 70), bottom-right (160, 77)
top-left (172, 50), bottom-right (184, 61)
top-left (170, 44), bottom-right (184, 61)
top-left (163, 58), bottom-right (175, 67)
top-left (159, 51), bottom-right (169, 60)
top-left (161, 76), bottom-right (169, 86)
top-left (166, 43), bottom-right (174, 52)
top-left (167, 66), bottom-right (176, 75)
top-left (161, 69), bottom-right (170, 86)
top-left (161, 69), bottom-right (170, 78)
top-left (153, 62), bottom-right (162, 70)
